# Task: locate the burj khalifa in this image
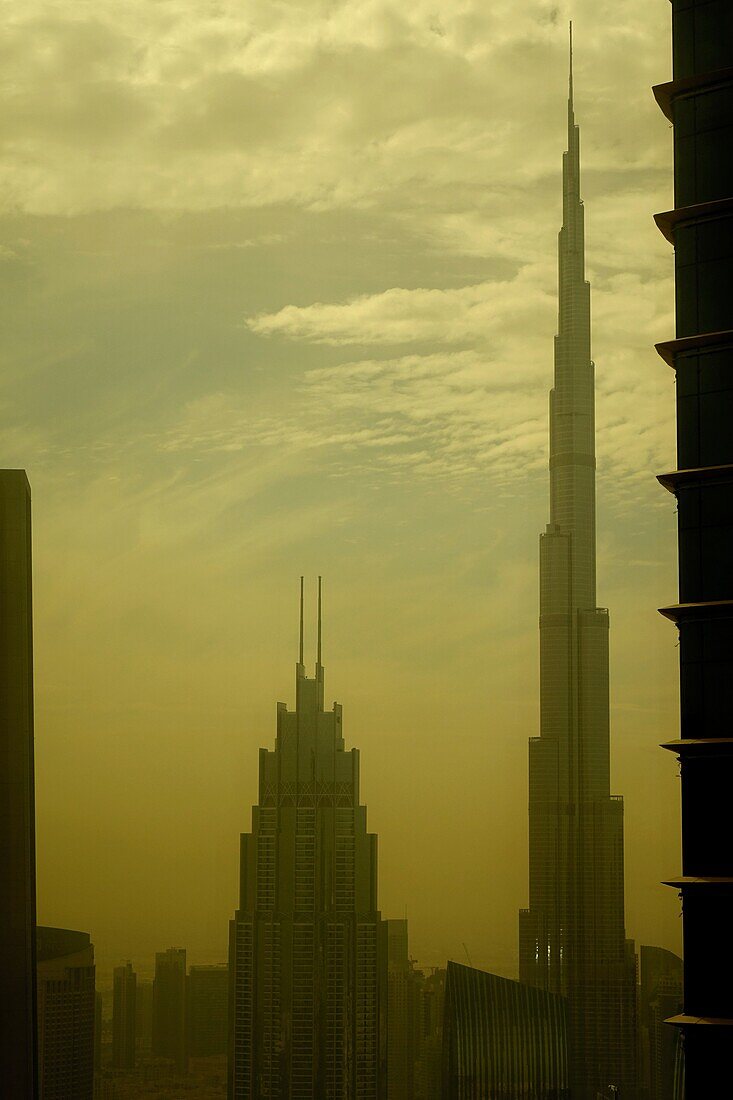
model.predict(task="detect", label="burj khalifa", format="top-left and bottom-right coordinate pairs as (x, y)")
top-left (518, 32), bottom-right (637, 1099)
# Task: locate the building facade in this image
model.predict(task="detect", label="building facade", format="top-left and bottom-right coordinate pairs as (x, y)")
top-left (135, 979), bottom-right (154, 1050)
top-left (384, 920), bottom-right (422, 1100)
top-left (638, 947), bottom-right (683, 1100)
top-left (228, 579), bottom-right (384, 1100)
top-left (0, 470), bottom-right (38, 1099)
top-left (441, 961), bottom-right (568, 1100)
top-left (517, 37), bottom-right (637, 1099)
top-left (112, 962), bottom-right (137, 1070)
top-left (189, 964), bottom-right (229, 1057)
top-left (653, 2), bottom-right (733, 1094)
top-left (414, 969), bottom-right (445, 1100)
top-left (37, 926), bottom-right (96, 1100)
top-left (152, 948), bottom-right (187, 1071)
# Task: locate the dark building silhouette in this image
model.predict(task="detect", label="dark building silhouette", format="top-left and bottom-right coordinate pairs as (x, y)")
top-left (152, 947), bottom-right (187, 1071)
top-left (0, 470), bottom-right (38, 1099)
top-left (94, 992), bottom-right (102, 1072)
top-left (112, 962), bottom-right (137, 1069)
top-left (135, 978), bottom-right (154, 1049)
top-left (188, 964), bottom-right (228, 1057)
top-left (518, 32), bottom-right (637, 1099)
top-left (653, 2), bottom-right (733, 1094)
top-left (384, 920), bottom-right (422, 1100)
top-left (441, 961), bottom-right (568, 1100)
top-left (36, 926), bottom-right (95, 1100)
top-left (228, 578), bottom-right (384, 1100)
top-left (414, 968), bottom-right (445, 1100)
top-left (638, 947), bottom-right (683, 1100)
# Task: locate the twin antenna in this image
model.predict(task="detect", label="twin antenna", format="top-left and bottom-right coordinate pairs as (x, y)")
top-left (298, 576), bottom-right (322, 668)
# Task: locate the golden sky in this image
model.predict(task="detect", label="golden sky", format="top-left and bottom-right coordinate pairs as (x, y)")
top-left (1, 0), bottom-right (680, 979)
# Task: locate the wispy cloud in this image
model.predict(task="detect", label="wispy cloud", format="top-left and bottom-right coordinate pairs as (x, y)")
top-left (1, 1), bottom-right (669, 230)
top-left (238, 251), bottom-right (674, 497)
top-left (247, 266), bottom-right (554, 347)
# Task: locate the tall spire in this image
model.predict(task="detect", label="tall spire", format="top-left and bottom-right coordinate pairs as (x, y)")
top-left (298, 575), bottom-right (304, 666)
top-left (569, 21), bottom-right (574, 113)
top-left (316, 575), bottom-right (322, 670)
top-left (554, 19), bottom-right (592, 606)
top-left (519, 33), bottom-right (636, 1098)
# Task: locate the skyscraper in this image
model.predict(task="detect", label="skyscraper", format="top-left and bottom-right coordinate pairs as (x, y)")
top-left (112, 962), bottom-right (137, 1070)
top-left (414, 968), bottom-right (445, 1100)
top-left (638, 946), bottom-right (683, 1100)
top-left (36, 926), bottom-right (96, 1100)
top-left (152, 947), bottom-right (187, 1071)
top-left (228, 578), bottom-right (384, 1100)
top-left (135, 979), bottom-right (154, 1050)
top-left (0, 470), bottom-right (38, 1099)
top-left (518, 32), bottom-right (636, 1099)
top-left (384, 920), bottom-right (421, 1100)
top-left (653, 2), bottom-right (733, 1094)
top-left (188, 964), bottom-right (229, 1057)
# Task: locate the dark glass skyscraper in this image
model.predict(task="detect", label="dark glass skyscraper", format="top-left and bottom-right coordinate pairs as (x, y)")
top-left (152, 947), bottom-right (188, 1071)
top-left (0, 470), bottom-right (38, 1099)
top-left (36, 926), bottom-right (96, 1100)
top-left (384, 919), bottom-right (422, 1100)
top-left (653, 2), bottom-right (733, 1093)
top-left (518, 36), bottom-right (636, 1099)
top-left (188, 964), bottom-right (229, 1057)
top-left (112, 962), bottom-right (137, 1070)
top-left (228, 579), bottom-right (383, 1100)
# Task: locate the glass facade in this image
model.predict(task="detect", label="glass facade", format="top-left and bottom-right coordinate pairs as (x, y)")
top-left (441, 961), bottom-right (568, 1100)
top-left (654, 1), bottom-right (733, 1092)
top-left (36, 927), bottom-right (95, 1100)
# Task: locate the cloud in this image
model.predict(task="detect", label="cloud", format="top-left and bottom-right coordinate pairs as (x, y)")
top-left (246, 265), bottom-right (555, 346)
top-left (240, 243), bottom-right (673, 498)
top-left (0, 0), bottom-right (670, 229)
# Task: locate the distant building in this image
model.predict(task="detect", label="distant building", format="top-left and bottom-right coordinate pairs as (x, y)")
top-left (414, 968), bottom-right (445, 1100)
top-left (0, 470), bottom-right (38, 1099)
top-left (441, 961), bottom-right (568, 1100)
top-left (638, 947), bottom-right (683, 1100)
top-left (135, 979), bottom-right (154, 1049)
top-left (152, 948), bottom-right (187, 1071)
top-left (229, 578), bottom-right (384, 1099)
top-left (37, 926), bottom-right (96, 1100)
top-left (94, 993), bottom-right (103, 1072)
top-left (188, 965), bottom-right (228, 1057)
top-left (384, 920), bottom-right (423, 1100)
top-left (112, 963), bottom-right (136, 1069)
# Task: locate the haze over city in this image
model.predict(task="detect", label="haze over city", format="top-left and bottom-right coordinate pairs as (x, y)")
top-left (1, 0), bottom-right (680, 985)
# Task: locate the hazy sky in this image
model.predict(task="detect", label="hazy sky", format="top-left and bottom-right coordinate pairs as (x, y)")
top-left (3, 0), bottom-right (680, 980)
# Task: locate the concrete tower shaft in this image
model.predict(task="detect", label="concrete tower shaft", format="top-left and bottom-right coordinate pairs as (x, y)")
top-left (519, 32), bottom-right (637, 1100)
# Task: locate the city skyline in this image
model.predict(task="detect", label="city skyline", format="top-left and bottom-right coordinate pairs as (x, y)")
top-left (3, 2), bottom-right (681, 982)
